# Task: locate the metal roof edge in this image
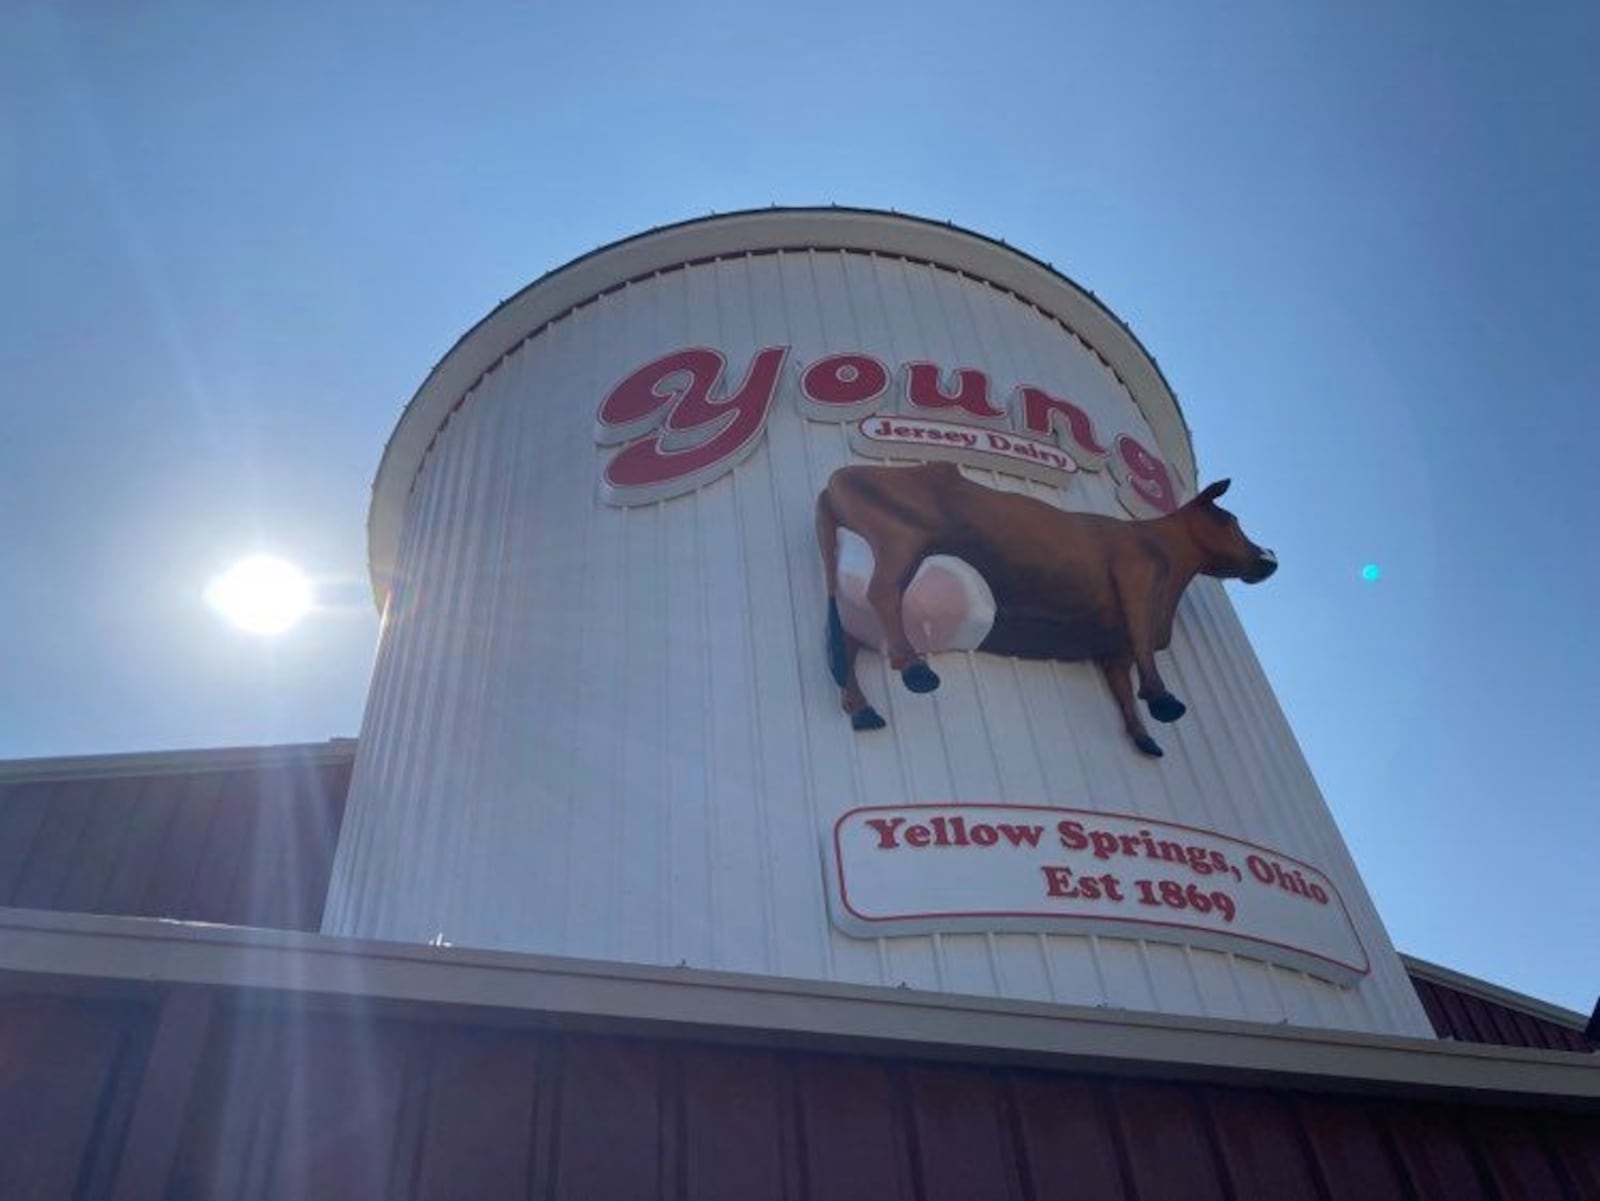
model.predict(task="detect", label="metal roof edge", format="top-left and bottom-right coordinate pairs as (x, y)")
top-left (0, 738), bottom-right (358, 784)
top-left (3, 908), bottom-right (1595, 1107)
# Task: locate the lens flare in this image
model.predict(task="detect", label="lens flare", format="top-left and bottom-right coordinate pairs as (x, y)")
top-left (1360, 563), bottom-right (1382, 583)
top-left (205, 555), bottom-right (313, 635)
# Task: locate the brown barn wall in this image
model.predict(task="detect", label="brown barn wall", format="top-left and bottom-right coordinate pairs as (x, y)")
top-left (0, 745), bottom-right (351, 932)
top-left (0, 982), bottom-right (1596, 1201)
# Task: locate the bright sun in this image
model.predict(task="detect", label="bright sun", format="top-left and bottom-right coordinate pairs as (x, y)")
top-left (205, 555), bottom-right (313, 635)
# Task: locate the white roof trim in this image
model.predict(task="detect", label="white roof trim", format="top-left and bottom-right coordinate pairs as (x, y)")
top-left (3, 908), bottom-right (1596, 1103)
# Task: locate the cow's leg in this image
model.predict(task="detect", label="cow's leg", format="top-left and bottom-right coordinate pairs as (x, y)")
top-left (828, 602), bottom-right (887, 730)
top-left (1114, 562), bottom-right (1186, 723)
top-left (865, 543), bottom-right (940, 694)
top-left (1101, 656), bottom-right (1162, 757)
top-left (819, 490), bottom-right (886, 728)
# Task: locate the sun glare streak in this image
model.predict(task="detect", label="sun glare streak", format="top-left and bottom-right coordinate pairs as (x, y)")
top-left (206, 556), bottom-right (313, 635)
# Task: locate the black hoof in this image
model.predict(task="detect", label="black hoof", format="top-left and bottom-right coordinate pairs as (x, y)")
top-left (901, 662), bottom-right (940, 694)
top-left (1147, 693), bottom-right (1186, 724)
top-left (825, 599), bottom-right (849, 687)
top-left (1133, 733), bottom-right (1164, 758)
top-left (851, 706), bottom-right (887, 731)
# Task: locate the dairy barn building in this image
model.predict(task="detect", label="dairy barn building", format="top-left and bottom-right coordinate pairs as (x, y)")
top-left (1, 209), bottom-right (1595, 1199)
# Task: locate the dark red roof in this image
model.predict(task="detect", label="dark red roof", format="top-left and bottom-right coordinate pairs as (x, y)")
top-left (0, 742), bottom-right (351, 931)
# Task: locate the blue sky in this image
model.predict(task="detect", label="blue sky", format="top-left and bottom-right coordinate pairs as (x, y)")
top-left (2, 3), bottom-right (1596, 1013)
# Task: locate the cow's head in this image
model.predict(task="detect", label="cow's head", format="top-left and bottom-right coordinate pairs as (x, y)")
top-left (1183, 480), bottom-right (1277, 583)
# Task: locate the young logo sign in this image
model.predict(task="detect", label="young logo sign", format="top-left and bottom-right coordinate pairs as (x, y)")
top-left (828, 804), bottom-right (1369, 986)
top-left (594, 347), bottom-right (1181, 517)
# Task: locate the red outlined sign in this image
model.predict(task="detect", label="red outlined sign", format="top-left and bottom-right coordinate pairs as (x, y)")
top-left (849, 415), bottom-right (1079, 486)
top-left (826, 803), bottom-right (1369, 986)
top-left (594, 345), bottom-right (1184, 516)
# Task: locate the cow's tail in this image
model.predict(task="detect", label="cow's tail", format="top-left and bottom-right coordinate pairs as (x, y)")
top-left (816, 489), bottom-right (850, 687)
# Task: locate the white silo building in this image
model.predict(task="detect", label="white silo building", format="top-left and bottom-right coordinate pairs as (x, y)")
top-left (324, 207), bottom-right (1432, 1039)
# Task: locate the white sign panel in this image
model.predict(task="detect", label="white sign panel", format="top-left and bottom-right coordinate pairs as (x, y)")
top-left (848, 415), bottom-right (1079, 486)
top-left (828, 805), bottom-right (1369, 985)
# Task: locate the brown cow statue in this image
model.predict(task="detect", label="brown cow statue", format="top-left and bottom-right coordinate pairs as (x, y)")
top-left (815, 462), bottom-right (1277, 757)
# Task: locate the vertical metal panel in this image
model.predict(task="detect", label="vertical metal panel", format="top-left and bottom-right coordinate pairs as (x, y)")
top-left (0, 995), bottom-right (153, 1201)
top-left (2, 981), bottom-right (1597, 1201)
top-left (328, 234), bottom-right (1431, 1037)
top-left (0, 749), bottom-right (351, 930)
top-left (1292, 1095), bottom-right (1414, 1200)
top-left (55, 777), bottom-right (147, 911)
top-left (1203, 1088), bottom-right (1327, 1198)
top-left (1414, 978), bottom-right (1453, 1039)
top-left (906, 1064), bottom-right (1030, 1201)
top-left (168, 1006), bottom-right (415, 1201)
top-left (1546, 1114), bottom-right (1600, 1198)
top-left (107, 989), bottom-right (215, 1201)
top-left (100, 779), bottom-right (187, 918)
top-left (7, 776), bottom-right (99, 909)
top-left (792, 1053), bottom-right (918, 1201)
top-left (549, 1038), bottom-right (667, 1199)
top-left (1463, 1109), bottom-right (1574, 1200)
top-left (409, 1029), bottom-right (543, 1201)
top-left (679, 1047), bottom-right (794, 1201)
top-left (1108, 1082), bottom-right (1230, 1201)
top-left (260, 1018), bottom-right (411, 1201)
top-left (136, 773), bottom-right (226, 920)
top-left (1383, 1104), bottom-right (1496, 1200)
top-left (1008, 1073), bottom-right (1127, 1199)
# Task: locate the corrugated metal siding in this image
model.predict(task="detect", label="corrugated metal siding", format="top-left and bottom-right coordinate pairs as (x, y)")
top-left (0, 749), bottom-right (351, 930)
top-left (328, 247), bottom-right (1431, 1037)
top-left (0, 985), bottom-right (1596, 1201)
top-left (1413, 975), bottom-right (1593, 1054)
top-left (0, 993), bottom-right (155, 1201)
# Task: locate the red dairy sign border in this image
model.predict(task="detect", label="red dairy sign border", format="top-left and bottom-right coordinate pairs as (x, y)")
top-left (828, 803), bottom-right (1372, 986)
top-left (594, 346), bottom-right (1183, 515)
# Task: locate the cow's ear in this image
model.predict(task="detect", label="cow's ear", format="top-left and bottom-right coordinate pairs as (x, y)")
top-left (1194, 479), bottom-right (1231, 505)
